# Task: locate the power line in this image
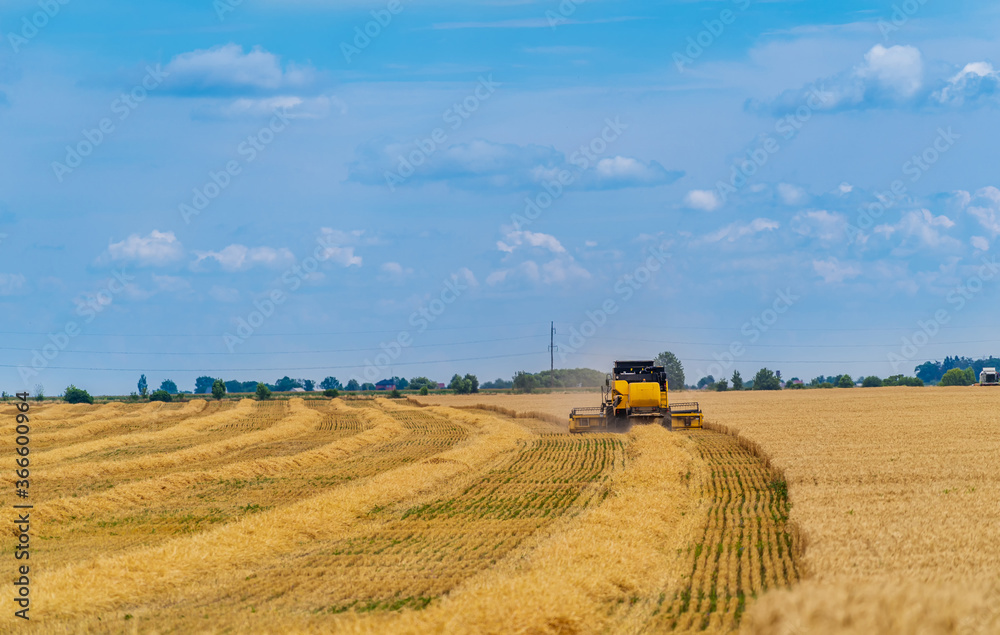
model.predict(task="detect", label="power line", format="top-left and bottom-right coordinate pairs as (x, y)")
top-left (590, 336), bottom-right (1000, 348)
top-left (0, 335), bottom-right (546, 356)
top-left (563, 352), bottom-right (960, 364)
top-left (0, 351), bottom-right (543, 373)
top-left (5, 321), bottom-right (1000, 337)
top-left (0, 321), bottom-right (544, 338)
top-left (557, 323), bottom-right (1000, 332)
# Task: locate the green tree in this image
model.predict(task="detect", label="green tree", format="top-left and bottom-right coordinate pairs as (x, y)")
top-left (273, 376), bottom-right (301, 392)
top-left (390, 388), bottom-right (401, 399)
top-left (940, 368), bottom-right (974, 386)
top-left (64, 385), bottom-right (94, 405)
top-left (320, 377), bottom-right (342, 391)
top-left (449, 374), bottom-right (471, 394)
top-left (883, 375), bottom-right (924, 387)
top-left (33, 384), bottom-right (44, 402)
top-left (715, 378), bottom-right (729, 391)
top-left (535, 368), bottom-right (606, 388)
top-left (345, 379), bottom-right (360, 391)
top-left (752, 368), bottom-right (781, 391)
top-left (408, 377), bottom-right (436, 391)
top-left (482, 378), bottom-right (514, 389)
top-left (255, 383), bottom-right (272, 400)
top-left (448, 373), bottom-right (479, 394)
top-left (731, 370), bottom-right (744, 391)
top-left (195, 376), bottom-right (215, 394)
top-left (512, 371), bottom-right (538, 394)
top-left (861, 376), bottom-right (883, 388)
top-left (211, 379), bottom-right (226, 400)
top-left (654, 351), bottom-right (685, 392)
top-left (697, 375), bottom-right (715, 389)
top-left (149, 389), bottom-right (172, 403)
top-left (323, 388), bottom-right (339, 398)
top-left (419, 386), bottom-right (429, 396)
top-left (837, 374), bottom-right (855, 388)
top-left (159, 379), bottom-right (178, 394)
top-left (138, 374), bottom-right (148, 398)
top-left (301, 379), bottom-right (315, 392)
top-left (360, 382), bottom-right (376, 391)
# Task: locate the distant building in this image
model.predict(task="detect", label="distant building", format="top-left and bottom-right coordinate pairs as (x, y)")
top-left (437, 383), bottom-right (446, 389)
top-left (375, 379), bottom-right (395, 391)
top-left (290, 387), bottom-right (306, 392)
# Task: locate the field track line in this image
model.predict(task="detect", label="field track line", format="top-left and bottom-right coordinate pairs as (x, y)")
top-left (33, 400), bottom-right (218, 465)
top-left (321, 424), bottom-right (698, 635)
top-left (0, 402), bottom-right (138, 450)
top-left (33, 399), bottom-right (303, 483)
top-left (178, 432), bottom-right (628, 618)
top-left (30, 404), bottom-right (531, 617)
top-left (643, 427), bottom-right (802, 634)
top-left (9, 401), bottom-right (244, 455)
top-left (34, 399), bottom-right (405, 523)
top-left (29, 402), bottom-right (98, 422)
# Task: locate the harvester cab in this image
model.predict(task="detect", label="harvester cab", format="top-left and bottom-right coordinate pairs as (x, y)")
top-left (569, 360), bottom-right (704, 433)
top-left (980, 367), bottom-right (999, 386)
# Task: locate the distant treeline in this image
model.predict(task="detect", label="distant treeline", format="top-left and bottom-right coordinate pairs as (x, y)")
top-left (489, 368), bottom-right (606, 393)
top-left (914, 356), bottom-right (1000, 385)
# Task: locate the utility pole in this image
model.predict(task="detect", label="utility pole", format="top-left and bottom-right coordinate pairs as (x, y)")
top-left (548, 321), bottom-right (557, 388)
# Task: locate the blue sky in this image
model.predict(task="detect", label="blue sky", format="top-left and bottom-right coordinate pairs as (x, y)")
top-left (3, 0), bottom-right (1000, 394)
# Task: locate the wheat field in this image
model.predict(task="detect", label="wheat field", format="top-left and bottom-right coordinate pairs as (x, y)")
top-left (3, 388), bottom-right (996, 633)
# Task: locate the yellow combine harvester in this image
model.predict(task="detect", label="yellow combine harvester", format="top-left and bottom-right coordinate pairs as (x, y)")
top-left (569, 360), bottom-right (703, 433)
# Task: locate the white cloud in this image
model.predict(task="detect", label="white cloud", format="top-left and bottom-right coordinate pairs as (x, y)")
top-left (0, 273), bottom-right (26, 295)
top-left (777, 183), bottom-right (808, 206)
top-left (977, 186), bottom-right (1000, 203)
top-left (490, 231), bottom-right (587, 287)
top-left (838, 182), bottom-right (854, 194)
top-left (107, 230), bottom-right (184, 266)
top-left (759, 44), bottom-right (924, 113)
top-left (791, 210), bottom-right (846, 243)
top-left (454, 267), bottom-right (478, 288)
top-left (485, 270), bottom-right (509, 286)
top-left (209, 286), bottom-right (240, 302)
top-left (164, 44), bottom-right (312, 93)
top-left (762, 46), bottom-right (1000, 113)
top-left (813, 258), bottom-right (861, 284)
top-left (857, 44), bottom-right (923, 99)
top-left (379, 261), bottom-right (414, 283)
top-left (874, 209), bottom-right (956, 248)
top-left (487, 259), bottom-right (589, 287)
top-left (349, 138), bottom-right (681, 191)
top-left (967, 187), bottom-right (1000, 237)
top-left (703, 218), bottom-right (779, 243)
top-left (951, 189), bottom-right (973, 209)
top-left (317, 228), bottom-right (364, 267)
top-left (193, 245), bottom-right (295, 272)
top-left (592, 156), bottom-right (670, 186)
top-left (933, 61), bottom-right (1000, 106)
top-left (203, 94), bottom-right (348, 119)
top-left (684, 189), bottom-right (720, 212)
top-left (971, 236), bottom-right (990, 251)
top-left (497, 230), bottom-right (566, 254)
top-left (152, 274), bottom-right (191, 293)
